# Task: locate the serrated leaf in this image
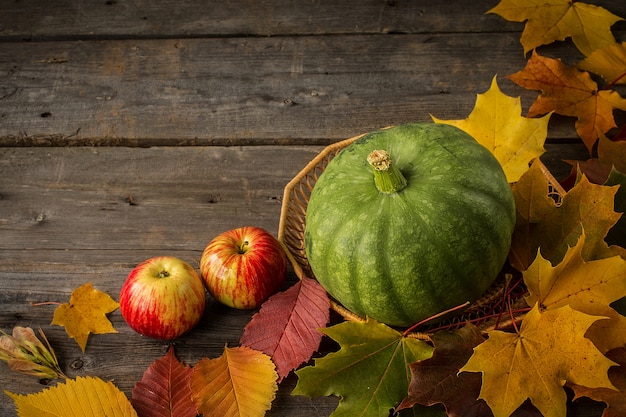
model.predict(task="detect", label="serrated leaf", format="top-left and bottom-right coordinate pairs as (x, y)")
top-left (240, 277), bottom-right (330, 382)
top-left (51, 282), bottom-right (119, 352)
top-left (190, 346), bottom-right (277, 417)
top-left (509, 160), bottom-right (559, 271)
top-left (460, 304), bottom-right (617, 417)
top-left (432, 76), bottom-right (548, 183)
top-left (524, 231), bottom-right (626, 352)
top-left (570, 347), bottom-right (626, 417)
top-left (511, 166), bottom-right (621, 270)
top-left (508, 51), bottom-right (626, 154)
top-left (397, 324), bottom-right (492, 417)
top-left (604, 167), bottom-right (626, 249)
top-left (487, 0), bottom-right (622, 55)
top-left (525, 232), bottom-right (626, 313)
top-left (293, 318), bottom-right (433, 417)
top-left (131, 346), bottom-right (196, 417)
top-left (546, 175), bottom-right (621, 263)
top-left (579, 41), bottom-right (626, 85)
top-left (598, 133), bottom-right (626, 174)
top-left (5, 375), bottom-right (137, 417)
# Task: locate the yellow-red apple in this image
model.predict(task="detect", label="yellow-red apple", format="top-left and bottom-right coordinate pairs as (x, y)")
top-left (120, 256), bottom-right (206, 340)
top-left (200, 226), bottom-right (286, 309)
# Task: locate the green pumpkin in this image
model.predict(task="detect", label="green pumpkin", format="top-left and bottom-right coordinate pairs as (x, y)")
top-left (304, 123), bottom-right (516, 327)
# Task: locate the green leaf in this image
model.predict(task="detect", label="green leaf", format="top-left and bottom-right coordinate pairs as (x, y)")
top-left (292, 317), bottom-right (433, 417)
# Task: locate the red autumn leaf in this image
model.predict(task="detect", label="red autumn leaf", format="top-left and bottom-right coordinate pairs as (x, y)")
top-left (561, 158), bottom-right (613, 190)
top-left (131, 346), bottom-right (197, 417)
top-left (240, 277), bottom-right (330, 382)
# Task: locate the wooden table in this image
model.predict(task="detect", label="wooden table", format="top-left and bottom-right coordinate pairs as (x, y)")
top-left (1, 1), bottom-right (623, 416)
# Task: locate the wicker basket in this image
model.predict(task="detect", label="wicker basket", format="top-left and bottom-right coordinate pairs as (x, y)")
top-left (277, 133), bottom-right (566, 335)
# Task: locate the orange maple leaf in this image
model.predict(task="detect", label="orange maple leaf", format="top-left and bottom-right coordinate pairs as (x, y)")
top-left (509, 50), bottom-right (626, 154)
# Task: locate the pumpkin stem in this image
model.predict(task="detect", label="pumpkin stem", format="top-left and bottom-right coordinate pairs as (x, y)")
top-left (367, 150), bottom-right (408, 194)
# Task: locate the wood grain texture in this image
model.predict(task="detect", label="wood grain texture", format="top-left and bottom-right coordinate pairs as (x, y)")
top-left (1, 16), bottom-right (624, 145)
top-left (0, 33), bottom-right (533, 145)
top-left (0, 0), bottom-right (518, 40)
top-left (0, 0), bottom-right (622, 40)
top-left (0, 0), bottom-right (621, 415)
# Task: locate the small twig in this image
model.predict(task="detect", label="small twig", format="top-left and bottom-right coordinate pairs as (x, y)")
top-left (30, 301), bottom-right (62, 307)
top-left (601, 71), bottom-right (626, 91)
top-left (508, 294), bottom-right (521, 334)
top-left (403, 301), bottom-right (470, 337)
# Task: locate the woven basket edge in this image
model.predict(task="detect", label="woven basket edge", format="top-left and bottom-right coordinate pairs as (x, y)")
top-left (277, 134), bottom-right (365, 245)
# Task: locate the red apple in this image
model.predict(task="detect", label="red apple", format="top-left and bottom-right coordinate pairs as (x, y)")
top-left (200, 226), bottom-right (287, 309)
top-left (119, 256), bottom-right (206, 340)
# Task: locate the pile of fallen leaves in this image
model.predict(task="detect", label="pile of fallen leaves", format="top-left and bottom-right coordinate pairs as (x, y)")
top-left (3, 1), bottom-right (626, 416)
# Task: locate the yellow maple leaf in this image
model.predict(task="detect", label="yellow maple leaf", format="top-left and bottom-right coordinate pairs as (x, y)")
top-left (432, 76), bottom-right (549, 183)
top-left (525, 232), bottom-right (626, 314)
top-left (598, 134), bottom-right (626, 174)
top-left (579, 41), bottom-right (626, 85)
top-left (542, 175), bottom-right (620, 264)
top-left (190, 346), bottom-right (278, 417)
top-left (509, 51), bottom-right (626, 154)
top-left (570, 347), bottom-right (626, 417)
top-left (51, 283), bottom-right (119, 352)
top-left (509, 160), bottom-right (559, 271)
top-left (5, 375), bottom-right (137, 417)
top-left (460, 303), bottom-right (617, 417)
top-left (487, 0), bottom-right (623, 56)
top-left (524, 231), bottom-right (626, 353)
top-left (511, 166), bottom-right (621, 270)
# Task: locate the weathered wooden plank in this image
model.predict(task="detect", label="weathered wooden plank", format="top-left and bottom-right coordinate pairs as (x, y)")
top-left (0, 0), bottom-right (521, 40)
top-left (0, 146), bottom-right (321, 248)
top-left (2, 0), bottom-right (623, 40)
top-left (4, 32), bottom-right (620, 146)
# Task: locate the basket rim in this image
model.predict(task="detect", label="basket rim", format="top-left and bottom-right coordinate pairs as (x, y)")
top-left (277, 134), bottom-right (364, 244)
top-left (277, 130), bottom-right (565, 336)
